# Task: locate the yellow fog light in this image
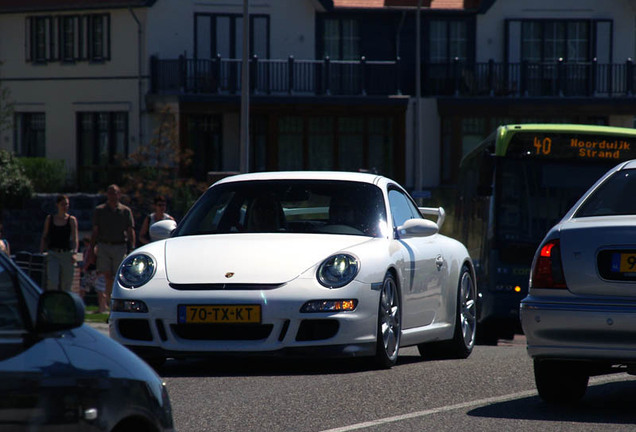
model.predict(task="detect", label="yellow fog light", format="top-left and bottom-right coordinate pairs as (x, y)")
top-left (514, 286), bottom-right (522, 293)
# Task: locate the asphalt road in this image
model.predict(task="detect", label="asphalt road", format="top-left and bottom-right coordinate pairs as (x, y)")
top-left (151, 337), bottom-right (636, 432)
top-left (89, 323), bottom-right (636, 431)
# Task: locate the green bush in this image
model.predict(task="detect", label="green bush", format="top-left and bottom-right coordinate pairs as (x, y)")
top-left (0, 150), bottom-right (33, 211)
top-left (18, 157), bottom-right (67, 192)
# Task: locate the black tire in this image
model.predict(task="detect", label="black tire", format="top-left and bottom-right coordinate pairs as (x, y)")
top-left (534, 359), bottom-right (589, 404)
top-left (418, 264), bottom-right (476, 359)
top-left (374, 272), bottom-right (401, 369)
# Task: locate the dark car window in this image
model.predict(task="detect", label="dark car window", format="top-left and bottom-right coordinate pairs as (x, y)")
top-left (174, 180), bottom-right (388, 237)
top-left (575, 169), bottom-right (636, 217)
top-left (0, 266), bottom-right (26, 331)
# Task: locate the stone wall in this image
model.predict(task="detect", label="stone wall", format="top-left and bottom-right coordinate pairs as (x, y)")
top-left (2, 193), bottom-right (104, 253)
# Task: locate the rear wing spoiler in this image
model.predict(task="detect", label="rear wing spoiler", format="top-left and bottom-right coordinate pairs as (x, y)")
top-left (418, 207), bottom-right (445, 230)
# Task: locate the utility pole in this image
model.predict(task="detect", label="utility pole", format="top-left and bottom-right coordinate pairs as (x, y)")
top-left (240, 0), bottom-right (250, 173)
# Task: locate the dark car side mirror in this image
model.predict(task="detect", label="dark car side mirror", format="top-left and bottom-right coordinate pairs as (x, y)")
top-left (35, 291), bottom-right (85, 333)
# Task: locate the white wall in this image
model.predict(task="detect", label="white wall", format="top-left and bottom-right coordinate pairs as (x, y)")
top-left (0, 9), bottom-right (144, 171)
top-left (269, 0), bottom-right (316, 59)
top-left (404, 97), bottom-right (440, 190)
top-left (145, 0), bottom-right (317, 60)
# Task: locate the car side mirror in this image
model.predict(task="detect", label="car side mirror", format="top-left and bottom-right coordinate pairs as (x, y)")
top-left (150, 220), bottom-right (177, 241)
top-left (35, 291), bottom-right (84, 333)
top-left (397, 218), bottom-right (439, 238)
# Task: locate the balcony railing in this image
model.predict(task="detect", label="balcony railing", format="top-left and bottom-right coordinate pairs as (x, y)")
top-left (150, 55), bottom-right (401, 96)
top-left (150, 56), bottom-right (636, 98)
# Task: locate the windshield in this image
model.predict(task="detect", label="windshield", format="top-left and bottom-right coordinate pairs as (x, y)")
top-left (174, 180), bottom-right (388, 238)
top-left (575, 168), bottom-right (636, 217)
top-left (495, 158), bottom-right (613, 262)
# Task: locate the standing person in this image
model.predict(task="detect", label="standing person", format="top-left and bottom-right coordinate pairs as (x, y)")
top-left (139, 195), bottom-right (175, 245)
top-left (0, 223), bottom-right (10, 256)
top-left (40, 195), bottom-right (79, 291)
top-left (91, 184), bottom-right (135, 313)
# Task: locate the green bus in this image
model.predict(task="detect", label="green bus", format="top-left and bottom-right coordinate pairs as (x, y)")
top-left (453, 123), bottom-right (636, 344)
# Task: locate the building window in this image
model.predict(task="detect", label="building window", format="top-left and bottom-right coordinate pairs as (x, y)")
top-left (278, 117), bottom-right (304, 171)
top-left (77, 112), bottom-right (128, 189)
top-left (14, 113), bottom-right (46, 157)
top-left (320, 18), bottom-right (361, 94)
top-left (507, 19), bottom-right (613, 64)
top-left (87, 14), bottom-right (110, 61)
top-left (60, 15), bottom-right (79, 62)
top-left (194, 13), bottom-right (270, 59)
top-left (521, 20), bottom-right (590, 62)
top-left (27, 16), bottom-right (53, 62)
top-left (276, 115), bottom-right (394, 178)
top-left (26, 13), bottom-right (109, 63)
top-left (185, 115), bottom-right (223, 181)
top-left (322, 18), bottom-right (360, 60)
top-left (429, 20), bottom-right (468, 62)
top-left (251, 115), bottom-right (268, 172)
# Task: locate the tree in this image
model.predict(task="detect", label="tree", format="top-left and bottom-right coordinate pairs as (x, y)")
top-left (121, 106), bottom-right (207, 221)
top-left (0, 149), bottom-right (33, 213)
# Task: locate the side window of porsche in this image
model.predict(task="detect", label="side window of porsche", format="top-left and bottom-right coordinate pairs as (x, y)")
top-left (0, 267), bottom-right (26, 331)
top-left (388, 189), bottom-right (421, 228)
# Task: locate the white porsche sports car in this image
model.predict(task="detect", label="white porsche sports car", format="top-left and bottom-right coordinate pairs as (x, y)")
top-left (110, 171), bottom-right (476, 368)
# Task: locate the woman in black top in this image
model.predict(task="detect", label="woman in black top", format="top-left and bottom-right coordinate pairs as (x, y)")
top-left (40, 194), bottom-right (79, 291)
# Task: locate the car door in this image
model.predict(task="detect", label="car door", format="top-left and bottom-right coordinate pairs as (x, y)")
top-left (0, 257), bottom-right (81, 431)
top-left (388, 189), bottom-right (444, 329)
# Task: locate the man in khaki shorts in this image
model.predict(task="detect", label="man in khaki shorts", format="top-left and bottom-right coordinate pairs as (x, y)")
top-left (91, 184), bottom-right (135, 312)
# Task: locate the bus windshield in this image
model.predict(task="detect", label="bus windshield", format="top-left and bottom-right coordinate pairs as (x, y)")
top-left (495, 158), bottom-right (613, 264)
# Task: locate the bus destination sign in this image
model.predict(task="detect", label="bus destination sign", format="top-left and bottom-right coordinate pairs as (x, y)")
top-left (507, 133), bottom-right (636, 161)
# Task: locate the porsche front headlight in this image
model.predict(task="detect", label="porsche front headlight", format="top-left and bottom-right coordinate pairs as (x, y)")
top-left (317, 254), bottom-right (359, 288)
top-left (118, 254), bottom-right (156, 288)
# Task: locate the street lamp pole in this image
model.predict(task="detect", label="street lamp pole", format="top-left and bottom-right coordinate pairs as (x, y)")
top-left (415, 0), bottom-right (423, 194)
top-left (240, 0), bottom-right (250, 173)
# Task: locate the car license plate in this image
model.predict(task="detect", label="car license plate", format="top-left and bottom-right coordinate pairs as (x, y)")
top-left (178, 305), bottom-right (261, 324)
top-left (611, 252), bottom-right (636, 273)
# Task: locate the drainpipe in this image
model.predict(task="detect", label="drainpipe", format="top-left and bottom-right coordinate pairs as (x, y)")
top-left (128, 7), bottom-right (143, 149)
top-left (396, 11), bottom-right (405, 59)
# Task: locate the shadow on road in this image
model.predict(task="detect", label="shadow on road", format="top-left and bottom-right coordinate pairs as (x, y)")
top-left (156, 346), bottom-right (466, 377)
top-left (158, 355), bottom-right (384, 377)
top-left (468, 379), bottom-right (636, 425)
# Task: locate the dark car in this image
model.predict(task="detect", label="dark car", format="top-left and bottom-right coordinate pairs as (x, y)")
top-left (0, 252), bottom-right (174, 431)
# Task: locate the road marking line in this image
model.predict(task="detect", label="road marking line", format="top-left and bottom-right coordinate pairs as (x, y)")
top-left (319, 374), bottom-right (631, 432)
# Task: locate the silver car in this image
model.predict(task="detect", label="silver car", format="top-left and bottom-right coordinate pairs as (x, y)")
top-left (521, 159), bottom-right (636, 403)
